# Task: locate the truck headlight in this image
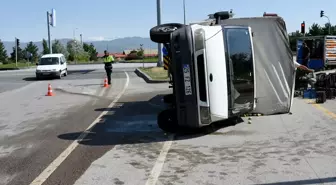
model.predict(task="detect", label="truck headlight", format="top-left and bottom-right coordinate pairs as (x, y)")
top-left (200, 106), bottom-right (211, 124)
top-left (194, 28), bottom-right (205, 50)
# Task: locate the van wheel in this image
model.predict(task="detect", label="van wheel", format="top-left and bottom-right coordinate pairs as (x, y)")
top-left (57, 71), bottom-right (62, 79)
top-left (150, 23), bottom-right (185, 44)
top-left (157, 108), bottom-right (179, 133)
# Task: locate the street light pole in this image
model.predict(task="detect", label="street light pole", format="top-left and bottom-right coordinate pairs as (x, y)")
top-left (73, 28), bottom-right (78, 40)
top-left (156, 0), bottom-right (163, 67)
top-left (47, 11), bottom-right (52, 54)
top-left (183, 0), bottom-right (186, 24)
top-left (80, 34), bottom-right (83, 44)
top-left (321, 10), bottom-right (331, 35)
top-left (324, 15), bottom-right (331, 34)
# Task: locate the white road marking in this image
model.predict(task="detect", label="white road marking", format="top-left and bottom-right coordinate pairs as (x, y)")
top-left (29, 71), bottom-right (130, 185)
top-left (92, 79), bottom-right (107, 105)
top-left (145, 134), bottom-right (175, 185)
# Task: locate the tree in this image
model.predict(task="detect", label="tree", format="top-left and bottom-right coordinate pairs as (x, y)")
top-left (88, 43), bottom-right (98, 61)
top-left (137, 46), bottom-right (144, 58)
top-left (24, 41), bottom-right (39, 62)
top-left (10, 38), bottom-right (24, 61)
top-left (52, 39), bottom-right (69, 58)
top-left (66, 40), bottom-right (89, 61)
top-left (0, 40), bottom-right (8, 64)
top-left (42, 39), bottom-right (50, 54)
top-left (83, 43), bottom-right (98, 61)
top-left (83, 43), bottom-right (90, 52)
top-left (307, 23), bottom-right (322, 36)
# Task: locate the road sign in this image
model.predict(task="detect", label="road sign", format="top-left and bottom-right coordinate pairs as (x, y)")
top-left (162, 47), bottom-right (168, 56)
top-left (51, 9), bottom-right (56, 27)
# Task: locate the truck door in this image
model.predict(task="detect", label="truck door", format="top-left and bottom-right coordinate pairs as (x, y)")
top-left (223, 26), bottom-right (256, 115)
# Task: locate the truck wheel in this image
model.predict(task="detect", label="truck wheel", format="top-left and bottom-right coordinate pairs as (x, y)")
top-left (150, 23), bottom-right (185, 44)
top-left (163, 94), bottom-right (175, 104)
top-left (157, 108), bottom-right (178, 133)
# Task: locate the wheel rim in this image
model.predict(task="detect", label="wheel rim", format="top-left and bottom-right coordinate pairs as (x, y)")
top-left (158, 26), bottom-right (178, 32)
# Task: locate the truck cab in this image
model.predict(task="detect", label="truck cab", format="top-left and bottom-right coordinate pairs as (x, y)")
top-left (168, 23), bottom-right (255, 129)
top-left (151, 11), bottom-right (293, 132)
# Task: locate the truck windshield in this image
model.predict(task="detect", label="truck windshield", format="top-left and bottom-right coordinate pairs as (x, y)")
top-left (224, 27), bottom-right (254, 113)
top-left (39, 57), bottom-right (59, 65)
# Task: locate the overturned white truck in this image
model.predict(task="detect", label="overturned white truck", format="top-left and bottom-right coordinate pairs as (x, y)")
top-left (150, 11), bottom-right (296, 132)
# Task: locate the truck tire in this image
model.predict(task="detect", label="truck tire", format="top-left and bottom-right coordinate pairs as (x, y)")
top-left (150, 23), bottom-right (185, 44)
top-left (157, 108), bottom-right (178, 133)
top-left (163, 94), bottom-right (175, 104)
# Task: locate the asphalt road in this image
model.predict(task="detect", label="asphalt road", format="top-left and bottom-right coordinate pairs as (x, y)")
top-left (0, 63), bottom-right (156, 94)
top-left (0, 63), bottom-right (169, 185)
top-left (1, 63), bottom-right (336, 185)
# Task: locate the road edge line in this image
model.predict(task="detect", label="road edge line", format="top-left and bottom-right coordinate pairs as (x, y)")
top-left (145, 134), bottom-right (175, 185)
top-left (29, 71), bottom-right (130, 185)
top-left (305, 100), bottom-right (336, 119)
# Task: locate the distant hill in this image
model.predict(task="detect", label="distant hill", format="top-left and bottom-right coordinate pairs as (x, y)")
top-left (2, 36), bottom-right (158, 55)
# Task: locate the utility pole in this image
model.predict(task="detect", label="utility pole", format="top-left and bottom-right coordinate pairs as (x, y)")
top-left (156, 0), bottom-right (163, 67)
top-left (47, 11), bottom-right (52, 54)
top-left (80, 34), bottom-right (83, 44)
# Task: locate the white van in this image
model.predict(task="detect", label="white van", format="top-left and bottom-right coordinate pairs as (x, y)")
top-left (36, 53), bottom-right (68, 79)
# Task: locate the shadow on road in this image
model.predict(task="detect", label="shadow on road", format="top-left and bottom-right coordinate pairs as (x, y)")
top-left (67, 69), bottom-right (96, 75)
top-left (22, 69), bottom-right (97, 81)
top-left (22, 77), bottom-right (55, 81)
top-left (256, 176), bottom-right (336, 185)
top-left (58, 94), bottom-right (243, 146)
top-left (73, 84), bottom-right (102, 87)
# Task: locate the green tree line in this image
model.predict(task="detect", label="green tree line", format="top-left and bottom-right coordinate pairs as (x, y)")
top-left (289, 23), bottom-right (336, 52)
top-left (0, 38), bottom-right (98, 64)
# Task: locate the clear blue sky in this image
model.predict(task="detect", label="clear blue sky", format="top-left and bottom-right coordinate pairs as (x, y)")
top-left (0, 0), bottom-right (335, 42)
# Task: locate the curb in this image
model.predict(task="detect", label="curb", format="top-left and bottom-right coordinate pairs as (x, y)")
top-left (134, 68), bottom-right (169, 84)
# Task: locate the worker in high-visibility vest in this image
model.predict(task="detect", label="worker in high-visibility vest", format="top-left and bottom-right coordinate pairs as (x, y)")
top-left (103, 50), bottom-right (114, 85)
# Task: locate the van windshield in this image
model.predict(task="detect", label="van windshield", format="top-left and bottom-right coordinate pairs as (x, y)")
top-left (39, 57), bottom-right (59, 65)
top-left (224, 27), bottom-right (254, 114)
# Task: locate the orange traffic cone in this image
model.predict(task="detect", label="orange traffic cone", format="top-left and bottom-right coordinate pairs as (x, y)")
top-left (103, 77), bottom-right (109, 87)
top-left (46, 83), bottom-right (54, 96)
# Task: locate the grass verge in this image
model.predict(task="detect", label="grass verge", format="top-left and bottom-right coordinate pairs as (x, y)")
top-left (138, 67), bottom-right (169, 80)
top-left (127, 57), bottom-right (158, 63)
top-left (0, 62), bottom-right (34, 69)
